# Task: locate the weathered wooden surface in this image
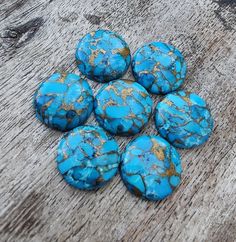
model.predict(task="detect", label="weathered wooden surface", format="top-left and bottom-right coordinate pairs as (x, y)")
top-left (0, 0), bottom-right (236, 241)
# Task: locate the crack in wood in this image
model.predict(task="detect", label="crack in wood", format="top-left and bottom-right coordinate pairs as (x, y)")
top-left (1, 17), bottom-right (44, 52)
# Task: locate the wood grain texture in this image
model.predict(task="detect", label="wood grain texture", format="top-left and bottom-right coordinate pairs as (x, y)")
top-left (0, 0), bottom-right (236, 241)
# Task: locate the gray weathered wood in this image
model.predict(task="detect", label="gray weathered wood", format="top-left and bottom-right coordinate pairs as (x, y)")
top-left (0, 0), bottom-right (236, 241)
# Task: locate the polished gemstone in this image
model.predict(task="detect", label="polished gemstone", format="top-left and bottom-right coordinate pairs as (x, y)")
top-left (94, 79), bottom-right (153, 136)
top-left (155, 91), bottom-right (214, 148)
top-left (120, 135), bottom-right (182, 200)
top-left (75, 29), bottom-right (131, 82)
top-left (57, 125), bottom-right (120, 190)
top-left (34, 72), bottom-right (93, 131)
top-left (132, 42), bottom-right (187, 94)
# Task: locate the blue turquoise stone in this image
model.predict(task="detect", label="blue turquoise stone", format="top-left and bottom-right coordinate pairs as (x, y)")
top-left (56, 125), bottom-right (120, 190)
top-left (132, 42), bottom-right (187, 94)
top-left (94, 79), bottom-right (153, 136)
top-left (75, 29), bottom-right (131, 82)
top-left (34, 72), bottom-right (93, 131)
top-left (120, 135), bottom-right (182, 200)
top-left (155, 91), bottom-right (214, 148)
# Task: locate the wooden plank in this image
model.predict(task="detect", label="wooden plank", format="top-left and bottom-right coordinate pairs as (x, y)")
top-left (0, 0), bottom-right (235, 241)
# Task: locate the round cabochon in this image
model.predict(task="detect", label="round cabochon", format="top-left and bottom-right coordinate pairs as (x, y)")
top-left (132, 42), bottom-right (187, 94)
top-left (94, 79), bottom-right (153, 136)
top-left (57, 125), bottom-right (120, 190)
top-left (155, 91), bottom-right (214, 148)
top-left (75, 29), bottom-right (131, 82)
top-left (34, 72), bottom-right (93, 131)
top-left (120, 135), bottom-right (182, 201)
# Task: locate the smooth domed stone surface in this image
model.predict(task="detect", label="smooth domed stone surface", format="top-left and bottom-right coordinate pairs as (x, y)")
top-left (132, 42), bottom-right (187, 94)
top-left (75, 29), bottom-right (131, 82)
top-left (34, 72), bottom-right (93, 131)
top-left (155, 91), bottom-right (214, 148)
top-left (57, 125), bottom-right (120, 190)
top-left (120, 135), bottom-right (182, 201)
top-left (94, 79), bottom-right (153, 136)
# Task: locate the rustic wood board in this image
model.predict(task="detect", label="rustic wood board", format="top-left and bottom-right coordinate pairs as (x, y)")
top-left (0, 0), bottom-right (236, 241)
